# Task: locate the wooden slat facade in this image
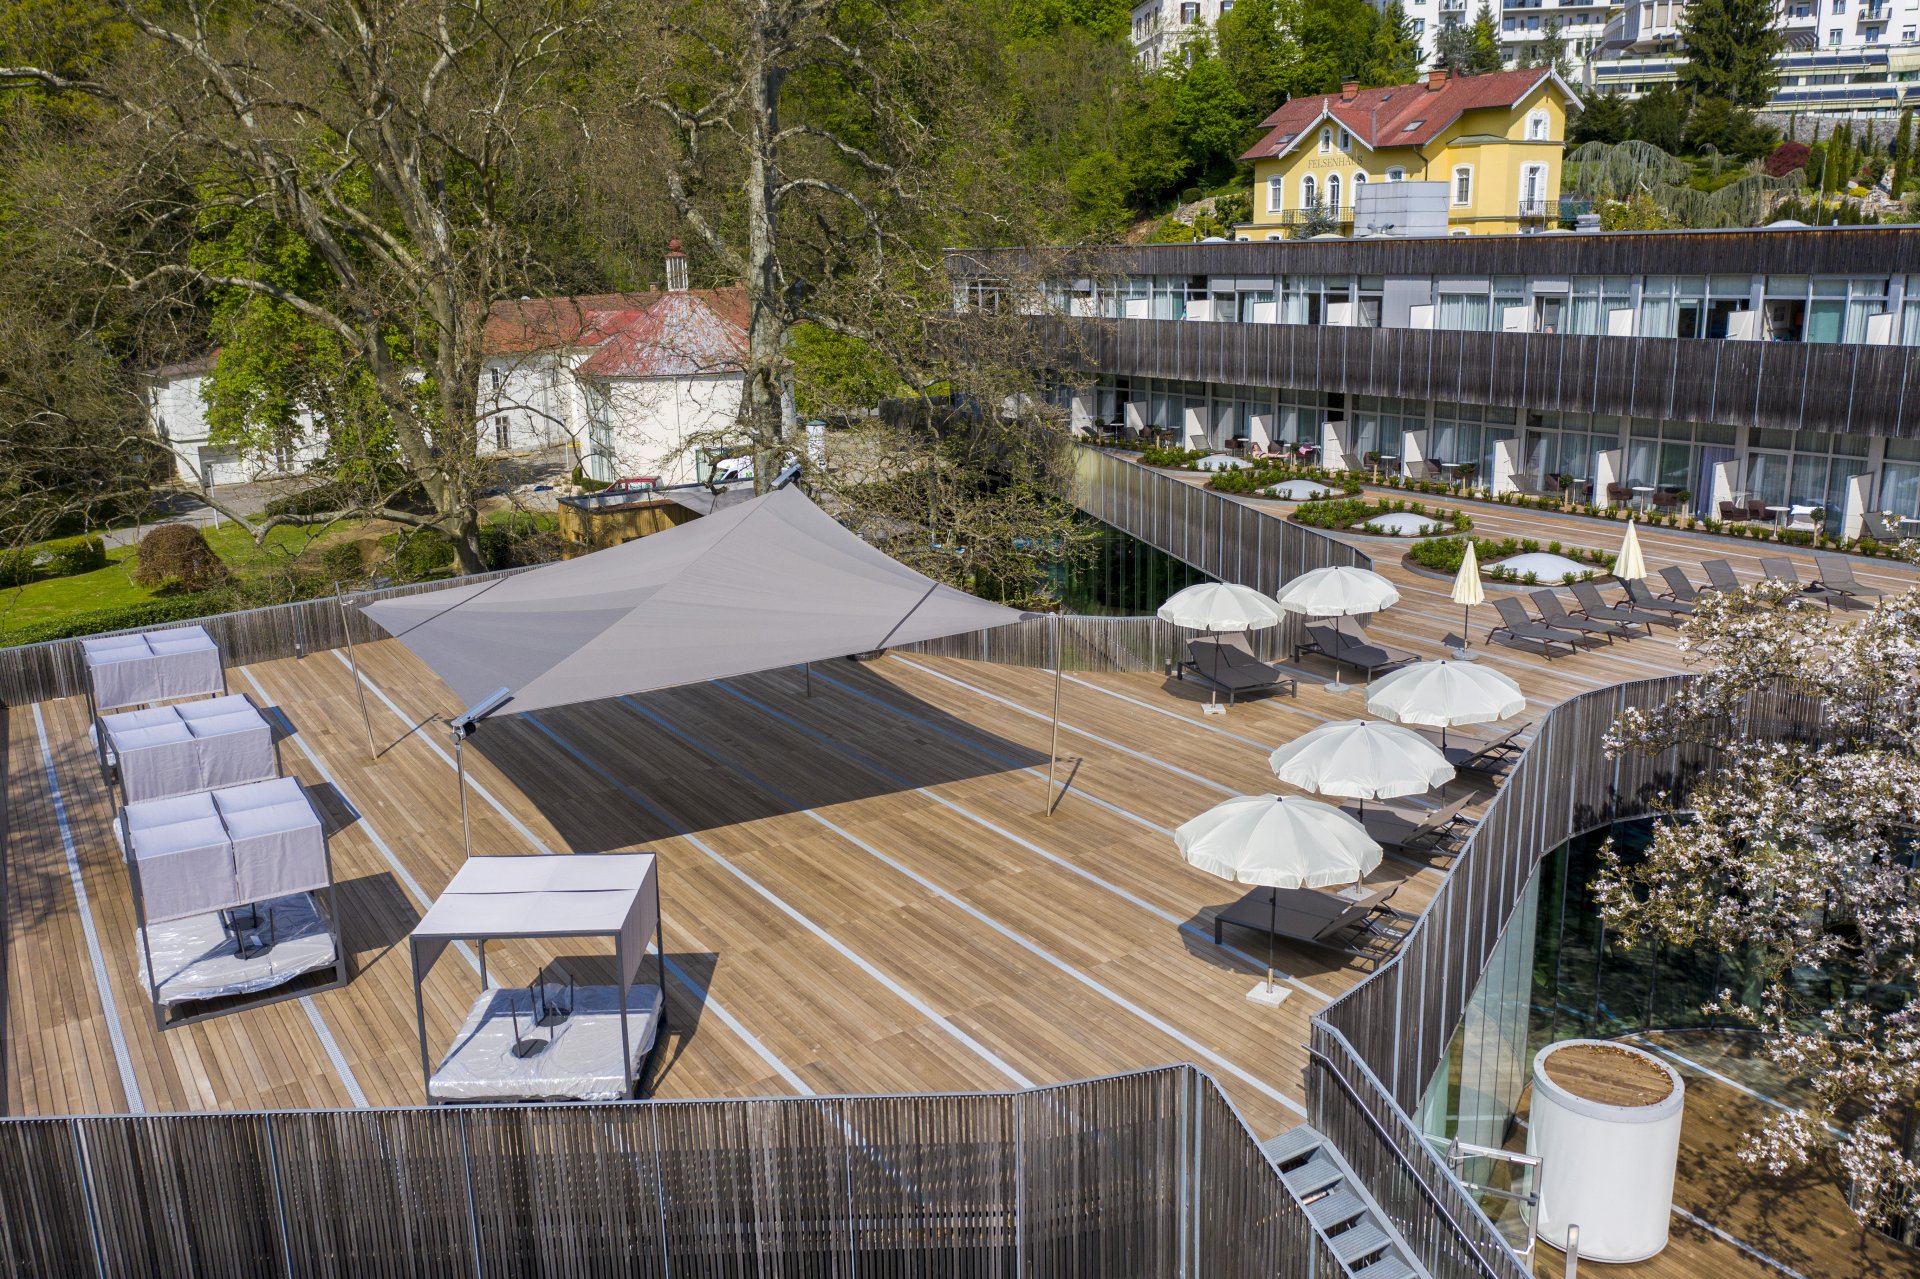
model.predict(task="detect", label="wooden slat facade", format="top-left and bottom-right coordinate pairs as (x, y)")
top-left (1045, 316), bottom-right (1920, 437)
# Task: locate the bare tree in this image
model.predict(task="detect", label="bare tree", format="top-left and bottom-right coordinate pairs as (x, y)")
top-left (2, 0), bottom-right (612, 571)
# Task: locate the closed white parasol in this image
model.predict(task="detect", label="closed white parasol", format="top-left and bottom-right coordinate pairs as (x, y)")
top-left (1269, 719), bottom-right (1455, 812)
top-left (1276, 566), bottom-right (1402, 694)
top-left (1174, 794), bottom-right (1381, 1004)
top-left (1452, 540), bottom-right (1485, 659)
top-left (1157, 582), bottom-right (1287, 632)
top-left (1615, 518), bottom-right (1647, 582)
top-left (1365, 660), bottom-right (1525, 749)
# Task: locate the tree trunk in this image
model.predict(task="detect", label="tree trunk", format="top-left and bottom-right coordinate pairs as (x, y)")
top-left (743, 33), bottom-right (792, 492)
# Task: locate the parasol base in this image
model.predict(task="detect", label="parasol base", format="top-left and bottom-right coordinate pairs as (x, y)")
top-left (1448, 647), bottom-right (1481, 662)
top-left (1245, 981), bottom-right (1292, 1007)
top-left (1323, 680), bottom-right (1353, 694)
top-left (1201, 703), bottom-right (1227, 717)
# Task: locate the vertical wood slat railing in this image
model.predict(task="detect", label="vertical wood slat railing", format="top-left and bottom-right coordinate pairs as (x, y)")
top-left (1304, 677), bottom-right (1827, 1279)
top-left (0, 1065), bottom-right (1330, 1278)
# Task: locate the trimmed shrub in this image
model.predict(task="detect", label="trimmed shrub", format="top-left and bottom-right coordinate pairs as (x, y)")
top-left (320, 541), bottom-right (367, 582)
top-left (134, 525), bottom-right (230, 592)
top-left (0, 549), bottom-right (37, 589)
top-left (478, 513), bottom-right (562, 570)
top-left (1140, 445), bottom-right (1208, 469)
top-left (47, 535), bottom-right (108, 576)
top-left (379, 529), bottom-right (457, 581)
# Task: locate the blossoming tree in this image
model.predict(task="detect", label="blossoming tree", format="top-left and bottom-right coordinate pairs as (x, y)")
top-left (1598, 575), bottom-right (1920, 1232)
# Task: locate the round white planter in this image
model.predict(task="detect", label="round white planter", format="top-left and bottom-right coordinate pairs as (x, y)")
top-left (1526, 1039), bottom-right (1685, 1263)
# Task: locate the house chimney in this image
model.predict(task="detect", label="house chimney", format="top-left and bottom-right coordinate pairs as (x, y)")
top-left (665, 239), bottom-right (688, 292)
top-left (1341, 78), bottom-right (1359, 102)
top-left (1427, 66), bottom-right (1450, 91)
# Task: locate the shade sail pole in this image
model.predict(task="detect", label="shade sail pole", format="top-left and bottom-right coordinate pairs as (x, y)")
top-left (446, 689), bottom-right (510, 860)
top-left (1045, 613), bottom-right (1063, 818)
top-left (453, 725), bottom-right (471, 857)
top-left (338, 585), bottom-right (377, 759)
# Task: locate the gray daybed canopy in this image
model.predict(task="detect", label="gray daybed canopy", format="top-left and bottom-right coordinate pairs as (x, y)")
top-left (409, 854), bottom-right (664, 1102)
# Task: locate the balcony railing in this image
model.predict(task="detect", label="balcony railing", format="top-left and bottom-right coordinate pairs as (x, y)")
top-left (1273, 209), bottom-right (1357, 233)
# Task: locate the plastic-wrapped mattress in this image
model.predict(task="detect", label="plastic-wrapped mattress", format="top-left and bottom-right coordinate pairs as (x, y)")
top-left (135, 891), bottom-right (337, 1006)
top-left (429, 984), bottom-right (663, 1102)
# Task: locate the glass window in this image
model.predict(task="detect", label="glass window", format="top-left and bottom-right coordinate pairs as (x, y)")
top-left (1437, 293), bottom-right (1491, 330)
top-left (1320, 126), bottom-right (1332, 153)
top-left (1453, 166), bottom-right (1473, 204)
top-left (1327, 173), bottom-right (1342, 215)
top-left (1267, 175), bottom-right (1284, 213)
top-left (1301, 175), bottom-right (1317, 212)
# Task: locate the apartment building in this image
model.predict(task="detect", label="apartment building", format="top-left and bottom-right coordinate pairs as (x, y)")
top-left (955, 225), bottom-right (1920, 536)
top-left (1129, 0), bottom-right (1235, 67)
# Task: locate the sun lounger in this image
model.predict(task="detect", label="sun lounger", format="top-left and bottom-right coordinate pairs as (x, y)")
top-left (1487, 597), bottom-right (1584, 658)
top-left (1294, 621), bottom-right (1417, 680)
top-left (1179, 634), bottom-right (1299, 704)
top-left (1623, 578), bottom-right (1694, 616)
top-left (1760, 557), bottom-right (1845, 608)
top-left (1569, 580), bottom-right (1677, 632)
top-left (1346, 794), bottom-right (1472, 855)
top-left (1212, 884), bottom-right (1411, 963)
top-left (1814, 554), bottom-right (1887, 601)
top-left (1424, 721), bottom-right (1530, 779)
top-left (1700, 559), bottom-right (1744, 593)
top-left (1658, 566), bottom-right (1704, 603)
top-left (1528, 590), bottom-right (1631, 642)
top-left (1861, 511), bottom-right (1902, 542)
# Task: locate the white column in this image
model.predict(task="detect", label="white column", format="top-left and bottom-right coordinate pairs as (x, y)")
top-left (1322, 418), bottom-right (1354, 471)
top-left (1492, 436), bottom-right (1521, 495)
top-left (1401, 428), bottom-right (1429, 481)
top-left (1843, 471), bottom-right (1874, 541)
top-left (1595, 448), bottom-right (1623, 507)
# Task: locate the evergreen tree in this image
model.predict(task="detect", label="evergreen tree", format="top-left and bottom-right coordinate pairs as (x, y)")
top-left (1628, 84), bottom-right (1688, 153)
top-left (1435, 19), bottom-right (1475, 74)
top-left (1289, 192), bottom-right (1340, 238)
top-left (1361, 2), bottom-right (1423, 86)
top-left (1571, 91), bottom-right (1632, 145)
top-left (1537, 17), bottom-right (1571, 79)
top-left (1467, 2), bottom-right (1504, 73)
top-left (1676, 0), bottom-right (1784, 109)
top-left (1895, 109), bottom-right (1914, 192)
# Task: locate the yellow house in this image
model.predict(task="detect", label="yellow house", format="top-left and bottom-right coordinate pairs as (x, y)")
top-left (1239, 67), bottom-right (1579, 237)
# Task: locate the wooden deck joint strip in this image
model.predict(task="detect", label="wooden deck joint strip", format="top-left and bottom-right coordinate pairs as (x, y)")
top-left (331, 650), bottom-right (814, 1097)
top-left (711, 676), bottom-right (1331, 1004)
top-left (28, 704), bottom-right (143, 1113)
top-left (522, 710), bottom-right (1036, 1088)
top-left (297, 997), bottom-right (366, 1107)
top-left (616, 693), bottom-right (1310, 1119)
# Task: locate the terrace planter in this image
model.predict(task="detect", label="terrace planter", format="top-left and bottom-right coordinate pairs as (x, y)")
top-left (1527, 1040), bottom-right (1684, 1263)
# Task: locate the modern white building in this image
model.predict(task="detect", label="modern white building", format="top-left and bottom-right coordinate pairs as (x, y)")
top-left (1129, 0), bottom-right (1236, 67)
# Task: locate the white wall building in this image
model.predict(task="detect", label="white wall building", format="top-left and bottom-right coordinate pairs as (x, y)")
top-left (1130, 0), bottom-right (1236, 67)
top-left (143, 352), bottom-right (326, 487)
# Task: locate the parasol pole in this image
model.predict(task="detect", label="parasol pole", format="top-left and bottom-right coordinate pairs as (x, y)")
top-left (337, 584), bottom-right (378, 759)
top-left (1046, 612), bottom-right (1064, 817)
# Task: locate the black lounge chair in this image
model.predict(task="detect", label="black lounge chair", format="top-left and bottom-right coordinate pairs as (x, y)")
top-left (1427, 721), bottom-right (1530, 779)
top-left (1569, 580), bottom-right (1677, 632)
top-left (1346, 793), bottom-right (1473, 855)
top-left (1814, 554), bottom-right (1888, 601)
top-left (1701, 559), bottom-right (1744, 593)
top-left (1294, 621), bottom-right (1417, 680)
top-left (1658, 566), bottom-right (1704, 603)
top-left (1624, 578), bottom-right (1694, 616)
top-left (1178, 633), bottom-right (1299, 704)
top-left (1529, 590), bottom-right (1631, 642)
top-left (1213, 884), bottom-right (1412, 964)
top-left (1760, 556), bottom-right (1845, 609)
top-left (1487, 597), bottom-right (1584, 658)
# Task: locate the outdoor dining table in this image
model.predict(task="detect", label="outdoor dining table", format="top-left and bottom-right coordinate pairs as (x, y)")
top-left (1767, 505), bottom-right (1791, 527)
top-left (1632, 485), bottom-right (1656, 511)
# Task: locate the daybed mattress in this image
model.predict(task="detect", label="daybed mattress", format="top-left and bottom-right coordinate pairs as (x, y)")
top-left (136, 891), bottom-right (337, 1005)
top-left (429, 983), bottom-right (663, 1102)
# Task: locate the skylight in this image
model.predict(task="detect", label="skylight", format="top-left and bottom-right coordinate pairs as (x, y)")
top-left (1402, 120), bottom-right (1424, 132)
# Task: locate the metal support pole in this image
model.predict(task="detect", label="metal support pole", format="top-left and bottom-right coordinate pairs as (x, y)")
top-left (338, 586), bottom-right (378, 758)
top-left (1045, 613), bottom-right (1063, 817)
top-left (454, 726), bottom-right (472, 856)
top-left (804, 661), bottom-right (813, 698)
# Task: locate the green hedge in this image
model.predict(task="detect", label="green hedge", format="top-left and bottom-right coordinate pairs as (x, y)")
top-left (378, 529), bottom-right (457, 581)
top-left (1207, 464), bottom-right (1364, 497)
top-left (1293, 498), bottom-right (1471, 534)
top-left (0, 592), bottom-right (232, 647)
top-left (1408, 535), bottom-right (1615, 579)
top-left (48, 536), bottom-right (108, 576)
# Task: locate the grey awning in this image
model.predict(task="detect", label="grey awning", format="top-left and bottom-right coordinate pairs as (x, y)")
top-left (362, 486), bottom-right (1028, 717)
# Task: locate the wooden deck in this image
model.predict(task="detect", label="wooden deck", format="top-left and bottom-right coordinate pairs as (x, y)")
top-left (4, 491), bottom-right (1915, 1275)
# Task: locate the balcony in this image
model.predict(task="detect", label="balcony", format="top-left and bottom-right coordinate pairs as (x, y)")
top-left (1517, 197), bottom-right (1563, 221)
top-left (1272, 209), bottom-right (1358, 234)
top-left (1861, 2), bottom-right (1889, 20)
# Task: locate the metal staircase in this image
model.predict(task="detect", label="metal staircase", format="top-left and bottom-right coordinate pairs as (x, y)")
top-left (1263, 1125), bottom-right (1429, 1279)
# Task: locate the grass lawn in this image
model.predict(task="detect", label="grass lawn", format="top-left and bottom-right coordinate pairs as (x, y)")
top-left (0, 521), bottom-right (351, 637)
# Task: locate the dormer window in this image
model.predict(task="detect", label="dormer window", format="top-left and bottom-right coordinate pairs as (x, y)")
top-left (1527, 109), bottom-right (1550, 141)
top-left (1338, 129), bottom-right (1353, 151)
top-left (1320, 126), bottom-right (1333, 153)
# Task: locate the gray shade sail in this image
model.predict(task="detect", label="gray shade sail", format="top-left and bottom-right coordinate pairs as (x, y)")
top-left (361, 487), bottom-right (1030, 717)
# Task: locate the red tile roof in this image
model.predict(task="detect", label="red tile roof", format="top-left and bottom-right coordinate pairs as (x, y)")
top-left (482, 292), bottom-right (662, 355)
top-left (1240, 68), bottom-right (1565, 161)
top-left (573, 287), bottom-right (749, 379)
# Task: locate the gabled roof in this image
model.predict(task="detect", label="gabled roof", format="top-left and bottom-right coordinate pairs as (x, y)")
top-left (574, 287), bottom-right (749, 380)
top-left (147, 351), bottom-right (220, 380)
top-left (482, 292), bottom-right (662, 356)
top-left (1240, 68), bottom-right (1579, 162)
